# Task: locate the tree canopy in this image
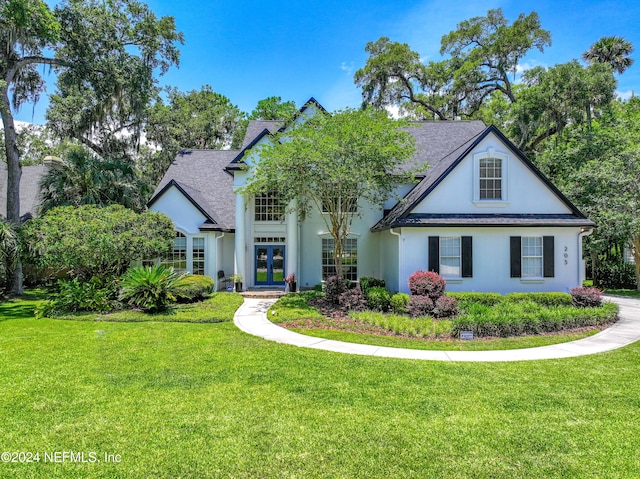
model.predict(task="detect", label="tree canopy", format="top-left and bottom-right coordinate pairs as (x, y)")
top-left (21, 204), bottom-right (174, 281)
top-left (240, 108), bottom-right (417, 278)
top-left (355, 8), bottom-right (550, 120)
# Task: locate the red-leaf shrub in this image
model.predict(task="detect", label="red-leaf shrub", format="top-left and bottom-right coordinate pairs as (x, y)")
top-left (570, 287), bottom-right (603, 308)
top-left (408, 270), bottom-right (446, 300)
top-left (407, 295), bottom-right (434, 317)
top-left (432, 295), bottom-right (458, 318)
top-left (339, 288), bottom-right (367, 312)
top-left (325, 276), bottom-right (348, 305)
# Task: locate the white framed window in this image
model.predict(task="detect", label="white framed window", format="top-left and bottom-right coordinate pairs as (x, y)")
top-left (479, 157), bottom-right (502, 200)
top-left (440, 236), bottom-right (461, 277)
top-left (254, 192), bottom-right (283, 222)
top-left (163, 231), bottom-right (187, 273)
top-left (322, 238), bottom-right (358, 281)
top-left (522, 236), bottom-right (543, 278)
top-left (473, 148), bottom-right (508, 205)
top-left (192, 237), bottom-right (205, 275)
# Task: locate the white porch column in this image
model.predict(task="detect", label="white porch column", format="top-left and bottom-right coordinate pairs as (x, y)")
top-left (234, 192), bottom-right (246, 290)
top-left (286, 200), bottom-right (298, 279)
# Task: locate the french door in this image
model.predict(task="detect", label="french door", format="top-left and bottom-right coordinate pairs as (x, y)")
top-left (255, 246), bottom-right (285, 285)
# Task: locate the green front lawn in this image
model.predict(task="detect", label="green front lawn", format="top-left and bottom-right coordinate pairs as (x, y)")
top-left (52, 292), bottom-right (244, 323)
top-left (2, 293), bottom-right (640, 477)
top-left (290, 326), bottom-right (600, 351)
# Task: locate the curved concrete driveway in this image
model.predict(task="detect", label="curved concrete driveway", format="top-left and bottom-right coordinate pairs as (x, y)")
top-left (233, 295), bottom-right (640, 362)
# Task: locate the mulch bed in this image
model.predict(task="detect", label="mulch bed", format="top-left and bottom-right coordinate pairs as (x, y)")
top-left (281, 296), bottom-right (611, 342)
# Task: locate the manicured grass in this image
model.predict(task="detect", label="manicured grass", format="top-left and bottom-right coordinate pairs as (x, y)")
top-left (1, 294), bottom-right (640, 477)
top-left (268, 291), bottom-right (324, 323)
top-left (290, 326), bottom-right (599, 351)
top-left (605, 289), bottom-right (640, 299)
top-left (52, 292), bottom-right (244, 323)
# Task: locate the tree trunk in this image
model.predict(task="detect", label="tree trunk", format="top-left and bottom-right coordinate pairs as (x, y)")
top-left (1, 87), bottom-right (24, 295)
top-left (633, 236), bottom-right (640, 292)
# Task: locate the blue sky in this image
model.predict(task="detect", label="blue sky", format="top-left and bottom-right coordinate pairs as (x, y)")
top-left (15, 0), bottom-right (640, 124)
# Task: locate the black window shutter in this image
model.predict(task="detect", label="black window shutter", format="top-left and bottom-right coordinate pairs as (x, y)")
top-left (510, 236), bottom-right (521, 278)
top-left (543, 236), bottom-right (555, 278)
top-left (461, 236), bottom-right (473, 278)
top-left (428, 236), bottom-right (439, 273)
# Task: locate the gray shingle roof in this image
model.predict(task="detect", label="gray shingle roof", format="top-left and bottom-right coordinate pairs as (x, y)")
top-left (398, 120), bottom-right (486, 175)
top-left (149, 149), bottom-right (238, 231)
top-left (0, 163), bottom-right (46, 219)
top-left (374, 124), bottom-right (591, 231)
top-left (392, 214), bottom-right (595, 228)
top-left (241, 120), bottom-right (283, 149)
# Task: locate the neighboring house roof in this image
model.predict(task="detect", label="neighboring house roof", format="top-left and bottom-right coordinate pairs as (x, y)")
top-left (0, 163), bottom-right (46, 220)
top-left (373, 125), bottom-right (594, 231)
top-left (148, 149), bottom-right (238, 231)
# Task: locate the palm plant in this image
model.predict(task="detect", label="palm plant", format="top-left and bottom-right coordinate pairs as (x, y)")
top-left (583, 36), bottom-right (634, 74)
top-left (39, 147), bottom-right (149, 214)
top-left (119, 264), bottom-right (185, 313)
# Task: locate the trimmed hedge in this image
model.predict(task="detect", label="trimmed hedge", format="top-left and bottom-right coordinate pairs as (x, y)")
top-left (504, 292), bottom-right (573, 307)
top-left (448, 292), bottom-right (572, 307)
top-left (451, 301), bottom-right (618, 338)
top-left (446, 292), bottom-right (502, 306)
top-left (175, 275), bottom-right (215, 303)
top-left (593, 261), bottom-right (636, 289)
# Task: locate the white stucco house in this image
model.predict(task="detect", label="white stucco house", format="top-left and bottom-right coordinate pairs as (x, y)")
top-left (148, 98), bottom-right (594, 294)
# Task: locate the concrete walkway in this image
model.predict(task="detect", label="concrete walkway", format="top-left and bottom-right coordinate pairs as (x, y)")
top-left (233, 295), bottom-right (640, 362)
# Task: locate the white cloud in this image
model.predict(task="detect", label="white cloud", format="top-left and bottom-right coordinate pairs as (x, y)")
top-left (340, 61), bottom-right (354, 75)
top-left (617, 90), bottom-right (635, 100)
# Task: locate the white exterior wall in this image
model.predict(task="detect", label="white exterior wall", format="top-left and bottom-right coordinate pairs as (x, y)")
top-left (380, 229), bottom-right (400, 292)
top-left (398, 226), bottom-right (585, 294)
top-left (149, 185), bottom-right (228, 283)
top-left (413, 134), bottom-right (572, 215)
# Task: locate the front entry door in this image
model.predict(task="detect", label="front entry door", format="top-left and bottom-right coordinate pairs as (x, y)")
top-left (255, 246), bottom-right (285, 285)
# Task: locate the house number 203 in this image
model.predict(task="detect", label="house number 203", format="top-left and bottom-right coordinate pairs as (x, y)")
top-left (564, 246), bottom-right (568, 265)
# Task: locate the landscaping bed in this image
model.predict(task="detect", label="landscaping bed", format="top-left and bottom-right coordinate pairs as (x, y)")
top-left (270, 285), bottom-right (618, 349)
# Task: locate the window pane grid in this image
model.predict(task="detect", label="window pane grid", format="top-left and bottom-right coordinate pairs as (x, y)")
top-left (162, 232), bottom-right (187, 273)
top-left (322, 238), bottom-right (358, 281)
top-left (254, 192), bottom-right (283, 221)
top-left (522, 236), bottom-right (543, 277)
top-left (440, 236), bottom-right (461, 277)
top-left (192, 237), bottom-right (205, 275)
top-left (479, 158), bottom-right (502, 200)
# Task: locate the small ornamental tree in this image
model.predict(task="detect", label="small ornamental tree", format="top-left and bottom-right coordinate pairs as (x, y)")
top-left (21, 204), bottom-right (174, 281)
top-left (240, 108), bottom-right (418, 279)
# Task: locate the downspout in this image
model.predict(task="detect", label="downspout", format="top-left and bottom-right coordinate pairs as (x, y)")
top-left (578, 228), bottom-right (593, 287)
top-left (216, 232), bottom-right (225, 290)
top-left (390, 228), bottom-right (401, 292)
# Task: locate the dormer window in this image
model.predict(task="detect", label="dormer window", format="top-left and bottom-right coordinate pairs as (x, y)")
top-left (473, 148), bottom-right (508, 206)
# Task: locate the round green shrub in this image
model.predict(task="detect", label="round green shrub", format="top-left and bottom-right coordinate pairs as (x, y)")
top-left (390, 292), bottom-right (410, 314)
top-left (365, 286), bottom-right (391, 311)
top-left (175, 275), bottom-right (215, 303)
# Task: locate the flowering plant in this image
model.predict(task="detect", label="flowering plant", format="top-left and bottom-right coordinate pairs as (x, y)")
top-left (284, 273), bottom-right (296, 284)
